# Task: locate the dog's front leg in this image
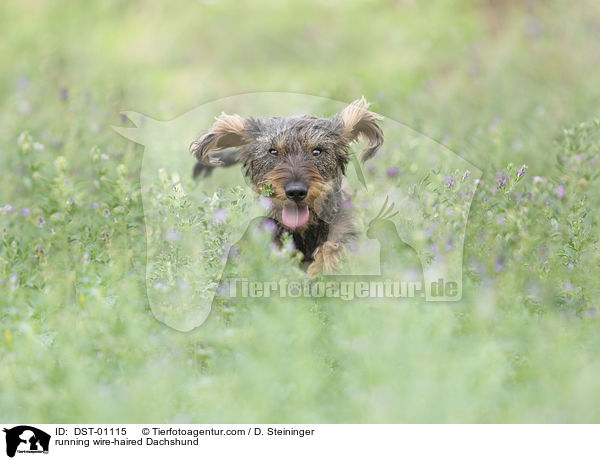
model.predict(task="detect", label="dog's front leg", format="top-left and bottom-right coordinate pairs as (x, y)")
top-left (306, 213), bottom-right (355, 278)
top-left (307, 241), bottom-right (343, 278)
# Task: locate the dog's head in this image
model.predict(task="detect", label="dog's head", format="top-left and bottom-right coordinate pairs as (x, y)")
top-left (191, 97), bottom-right (384, 229)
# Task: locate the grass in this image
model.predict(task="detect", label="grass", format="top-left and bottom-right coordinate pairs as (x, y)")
top-left (1, 0), bottom-right (600, 423)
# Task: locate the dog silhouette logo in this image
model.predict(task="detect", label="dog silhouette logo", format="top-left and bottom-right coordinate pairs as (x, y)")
top-left (114, 93), bottom-right (481, 331)
top-left (3, 426), bottom-right (50, 457)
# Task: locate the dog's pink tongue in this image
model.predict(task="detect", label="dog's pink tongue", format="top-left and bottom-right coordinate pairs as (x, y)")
top-left (282, 204), bottom-right (309, 228)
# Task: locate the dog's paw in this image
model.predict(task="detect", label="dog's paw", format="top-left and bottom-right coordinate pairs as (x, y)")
top-left (307, 242), bottom-right (342, 278)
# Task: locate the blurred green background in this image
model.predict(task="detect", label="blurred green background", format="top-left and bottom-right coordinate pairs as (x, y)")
top-left (1, 0), bottom-right (600, 422)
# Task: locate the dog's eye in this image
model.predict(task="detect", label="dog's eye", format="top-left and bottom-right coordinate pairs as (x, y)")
top-left (269, 148), bottom-right (279, 156)
top-left (312, 148), bottom-right (322, 157)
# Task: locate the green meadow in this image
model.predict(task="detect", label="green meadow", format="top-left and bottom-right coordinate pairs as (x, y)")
top-left (1, 0), bottom-right (600, 422)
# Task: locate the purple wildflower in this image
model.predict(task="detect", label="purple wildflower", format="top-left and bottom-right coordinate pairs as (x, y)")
top-left (104, 209), bottom-right (111, 218)
top-left (9, 274), bottom-right (18, 291)
top-left (532, 176), bottom-right (545, 184)
top-left (59, 88), bottom-right (69, 101)
top-left (555, 184), bottom-right (565, 199)
top-left (497, 176), bottom-right (507, 190)
top-left (100, 231), bottom-right (109, 241)
top-left (445, 176), bottom-right (455, 189)
top-left (564, 282), bottom-right (574, 292)
top-left (3, 204), bottom-right (14, 214)
top-left (120, 113), bottom-right (128, 124)
top-left (68, 197), bottom-right (77, 206)
top-left (545, 198), bottom-right (552, 206)
top-left (259, 197), bottom-right (273, 211)
top-left (262, 219), bottom-right (278, 235)
top-left (387, 166), bottom-right (400, 178)
top-left (494, 256), bottom-right (505, 272)
top-left (32, 246), bottom-right (45, 260)
top-left (38, 217), bottom-right (46, 227)
top-left (21, 208), bottom-right (30, 217)
top-left (213, 209), bottom-right (228, 224)
top-left (517, 165), bottom-right (528, 177)
top-left (584, 308), bottom-right (597, 319)
top-left (92, 202), bottom-right (99, 210)
top-left (567, 263), bottom-right (574, 269)
top-left (462, 170), bottom-right (470, 181)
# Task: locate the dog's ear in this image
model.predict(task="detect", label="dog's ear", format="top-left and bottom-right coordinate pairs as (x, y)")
top-left (190, 113), bottom-right (252, 164)
top-left (337, 97), bottom-right (384, 162)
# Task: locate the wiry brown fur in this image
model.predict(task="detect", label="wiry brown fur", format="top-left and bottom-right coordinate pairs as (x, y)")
top-left (191, 97), bottom-right (384, 277)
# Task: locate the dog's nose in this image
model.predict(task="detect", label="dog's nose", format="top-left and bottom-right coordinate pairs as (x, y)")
top-left (285, 183), bottom-right (308, 202)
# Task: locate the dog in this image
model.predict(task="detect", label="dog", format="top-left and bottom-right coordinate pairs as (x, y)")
top-left (190, 97), bottom-right (384, 278)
